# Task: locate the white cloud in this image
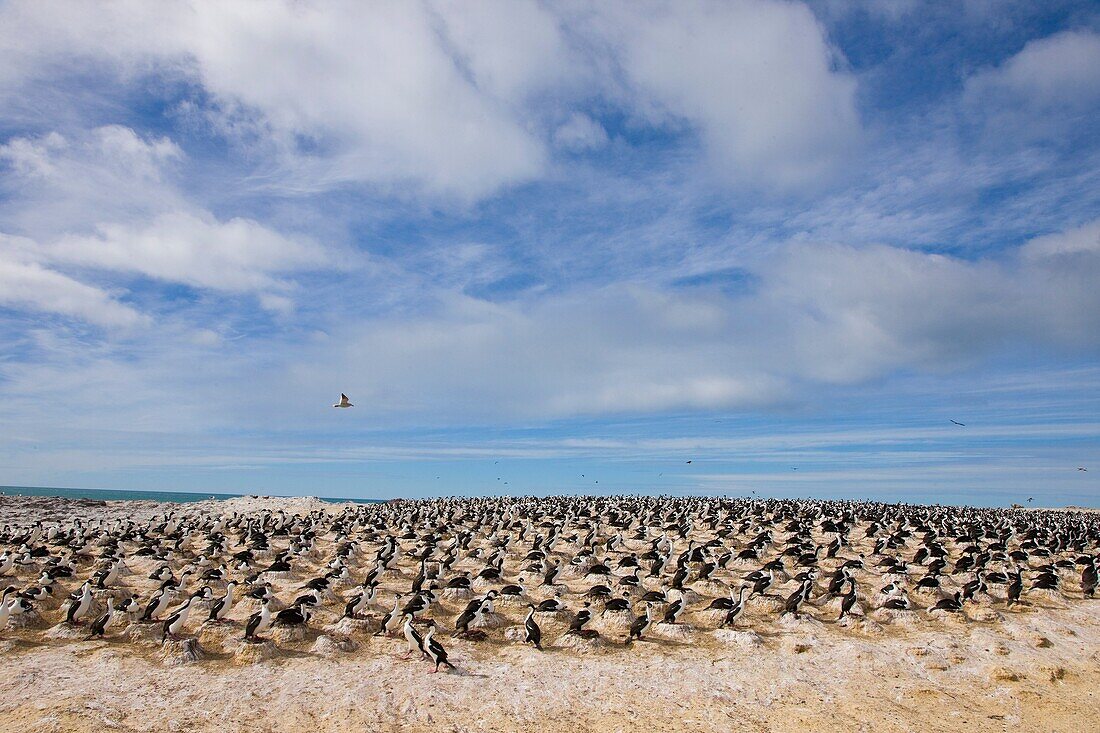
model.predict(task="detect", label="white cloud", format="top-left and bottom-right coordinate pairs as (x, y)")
top-left (0, 234), bottom-right (146, 328)
top-left (1021, 219), bottom-right (1100, 260)
top-left (49, 211), bottom-right (328, 293)
top-left (962, 30), bottom-right (1100, 145)
top-left (278, 221), bottom-right (1100, 421)
top-left (0, 0), bottom-right (861, 198)
top-left (554, 113), bottom-right (610, 151)
top-left (967, 30), bottom-right (1100, 109)
top-left (432, 0), bottom-right (584, 103)
top-left (1, 126), bottom-right (332, 306)
top-left (0, 2), bottom-right (551, 201)
top-left (585, 0), bottom-right (860, 188)
top-left (0, 126), bottom-right (186, 239)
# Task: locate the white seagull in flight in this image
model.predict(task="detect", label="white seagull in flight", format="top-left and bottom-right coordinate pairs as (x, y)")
top-left (333, 393), bottom-right (353, 408)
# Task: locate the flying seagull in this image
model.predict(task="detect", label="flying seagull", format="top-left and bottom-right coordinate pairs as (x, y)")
top-left (686, 460), bottom-right (693, 464)
top-left (949, 420), bottom-right (965, 426)
top-left (333, 393), bottom-right (353, 408)
top-left (1079, 467), bottom-right (1088, 472)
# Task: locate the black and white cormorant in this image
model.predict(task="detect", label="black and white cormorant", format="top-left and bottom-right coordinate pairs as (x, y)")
top-left (523, 604), bottom-right (542, 649)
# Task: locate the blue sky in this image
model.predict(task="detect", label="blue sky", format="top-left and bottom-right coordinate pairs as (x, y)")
top-left (0, 0), bottom-right (1098, 505)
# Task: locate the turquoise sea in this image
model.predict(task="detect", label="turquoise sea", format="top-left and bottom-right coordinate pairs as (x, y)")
top-left (0, 485), bottom-right (385, 504)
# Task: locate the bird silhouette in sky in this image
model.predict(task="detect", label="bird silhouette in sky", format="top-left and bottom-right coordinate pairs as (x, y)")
top-left (949, 419), bottom-right (965, 426)
top-left (1079, 467), bottom-right (1088, 472)
top-left (333, 393), bottom-right (353, 408)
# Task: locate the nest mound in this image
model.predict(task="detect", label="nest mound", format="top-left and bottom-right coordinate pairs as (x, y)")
top-left (124, 622), bottom-right (164, 645)
top-left (159, 637), bottom-right (205, 666)
top-left (470, 612), bottom-right (507, 629)
top-left (673, 589), bottom-right (702, 604)
top-left (695, 608), bottom-right (730, 626)
top-left (554, 631), bottom-right (608, 651)
top-left (441, 587), bottom-right (472, 601)
top-left (6, 610), bottom-right (46, 630)
top-left (777, 613), bottom-right (823, 630)
top-left (326, 616), bottom-right (375, 636)
top-left (594, 609), bottom-right (634, 633)
top-left (311, 633), bottom-right (358, 655)
top-left (532, 609), bottom-right (571, 624)
top-left (44, 623), bottom-right (90, 640)
top-left (651, 622), bottom-right (695, 642)
top-left (261, 570), bottom-right (294, 583)
top-left (269, 624), bottom-right (308, 643)
top-left (196, 621), bottom-right (240, 650)
top-left (747, 595), bottom-right (784, 613)
top-left (233, 639), bottom-right (281, 663)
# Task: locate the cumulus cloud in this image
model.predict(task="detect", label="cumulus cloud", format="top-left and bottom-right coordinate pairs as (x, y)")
top-left (0, 234), bottom-right (146, 328)
top-left (1021, 219), bottom-right (1100, 259)
top-left (432, 0), bottom-right (585, 103)
top-left (0, 126), bottom-right (186, 239)
top-left (585, 0), bottom-right (859, 188)
top-left (0, 0), bottom-right (860, 198)
top-left (963, 29), bottom-right (1100, 143)
top-left (276, 221), bottom-right (1100, 421)
top-left (0, 1), bottom-right (550, 200)
top-left (966, 30), bottom-right (1100, 108)
top-left (1, 126), bottom-right (331, 310)
top-left (49, 211), bottom-right (328, 293)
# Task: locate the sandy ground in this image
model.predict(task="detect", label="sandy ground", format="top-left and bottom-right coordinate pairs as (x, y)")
top-left (0, 495), bottom-right (1097, 733)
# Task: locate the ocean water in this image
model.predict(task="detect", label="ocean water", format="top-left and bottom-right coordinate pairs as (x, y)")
top-left (0, 485), bottom-right (384, 504)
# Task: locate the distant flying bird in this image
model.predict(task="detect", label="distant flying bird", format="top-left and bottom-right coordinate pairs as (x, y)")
top-left (1079, 467), bottom-right (1088, 472)
top-left (333, 393), bottom-right (353, 408)
top-left (686, 460), bottom-right (693, 464)
top-left (949, 420), bottom-right (965, 426)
